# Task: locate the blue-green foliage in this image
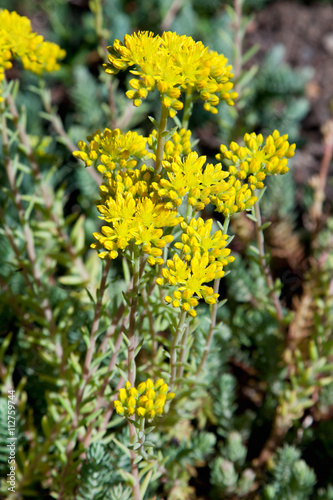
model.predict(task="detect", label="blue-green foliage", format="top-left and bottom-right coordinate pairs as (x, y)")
top-left (264, 445), bottom-right (316, 500)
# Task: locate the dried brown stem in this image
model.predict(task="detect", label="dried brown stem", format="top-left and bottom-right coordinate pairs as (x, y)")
top-left (161, 0), bottom-right (183, 31)
top-left (310, 119), bottom-right (333, 227)
top-left (233, 0), bottom-right (243, 94)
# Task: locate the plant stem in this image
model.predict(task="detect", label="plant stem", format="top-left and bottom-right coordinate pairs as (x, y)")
top-left (83, 323), bottom-right (125, 449)
top-left (128, 248), bottom-right (140, 385)
top-left (127, 246), bottom-right (141, 500)
top-left (223, 215), bottom-right (231, 235)
top-left (161, 0), bottom-right (183, 31)
top-left (170, 309), bottom-right (187, 392)
top-left (155, 104), bottom-right (169, 175)
top-left (176, 323), bottom-right (190, 382)
top-left (233, 0), bottom-right (243, 95)
top-left (182, 88), bottom-right (193, 131)
top-left (310, 119), bottom-right (333, 231)
top-left (83, 259), bottom-right (111, 376)
top-left (141, 284), bottom-right (157, 362)
top-left (138, 417), bottom-right (148, 459)
top-left (254, 200), bottom-right (284, 325)
top-left (92, 0), bottom-right (117, 129)
top-left (186, 199), bottom-right (193, 224)
top-left (195, 278), bottom-right (220, 379)
top-left (59, 259), bottom-right (111, 494)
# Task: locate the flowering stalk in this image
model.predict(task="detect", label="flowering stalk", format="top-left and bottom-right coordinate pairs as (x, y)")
top-left (128, 246), bottom-right (141, 385)
top-left (137, 417), bottom-right (149, 459)
top-left (113, 378), bottom-right (175, 497)
top-left (155, 104), bottom-right (169, 175)
top-left (141, 284), bottom-right (158, 362)
top-left (195, 278), bottom-right (221, 379)
top-left (59, 260), bottom-right (111, 496)
top-left (176, 323), bottom-right (190, 382)
top-left (129, 438), bottom-right (141, 500)
top-left (182, 88), bottom-right (193, 130)
top-left (253, 200), bottom-right (284, 326)
top-left (126, 247), bottom-right (142, 499)
top-left (170, 309), bottom-right (188, 392)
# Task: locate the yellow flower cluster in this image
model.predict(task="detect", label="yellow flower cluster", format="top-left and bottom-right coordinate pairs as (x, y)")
top-left (104, 31), bottom-right (237, 116)
top-left (217, 130), bottom-right (296, 190)
top-left (210, 130), bottom-right (296, 216)
top-left (92, 193), bottom-right (181, 262)
top-left (73, 128), bottom-right (151, 173)
top-left (147, 127), bottom-right (192, 161)
top-left (74, 128), bottom-right (196, 262)
top-left (156, 218), bottom-right (234, 317)
top-left (74, 129), bottom-right (183, 262)
top-left (0, 9), bottom-right (65, 101)
top-left (76, 126), bottom-right (295, 273)
top-left (114, 379), bottom-right (175, 419)
top-left (175, 218), bottom-right (234, 266)
top-left (153, 152), bottom-right (232, 211)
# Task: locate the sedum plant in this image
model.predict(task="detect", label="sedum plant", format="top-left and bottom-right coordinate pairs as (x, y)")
top-left (1, 5), bottom-right (333, 500)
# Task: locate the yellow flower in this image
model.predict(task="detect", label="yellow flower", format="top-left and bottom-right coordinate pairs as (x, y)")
top-left (175, 218), bottom-right (235, 266)
top-left (92, 191), bottom-right (182, 262)
top-left (209, 131), bottom-right (295, 216)
top-left (0, 9), bottom-right (65, 101)
top-left (73, 128), bottom-right (151, 174)
top-left (114, 378), bottom-right (174, 420)
top-left (153, 152), bottom-right (240, 213)
top-left (137, 407), bottom-right (146, 417)
top-left (217, 130), bottom-right (296, 188)
top-left (157, 216), bottom-right (236, 315)
top-left (104, 31), bottom-right (237, 116)
top-left (157, 252), bottom-right (223, 317)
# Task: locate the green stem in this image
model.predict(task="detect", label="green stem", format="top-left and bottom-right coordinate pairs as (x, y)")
top-left (186, 198), bottom-right (193, 224)
top-left (176, 323), bottom-right (190, 383)
top-left (127, 246), bottom-right (141, 500)
top-left (128, 247), bottom-right (140, 386)
top-left (59, 259), bottom-right (111, 495)
top-left (155, 104), bottom-right (169, 175)
top-left (223, 215), bottom-right (231, 235)
top-left (128, 428), bottom-right (141, 500)
top-left (138, 417), bottom-right (148, 459)
top-left (196, 278), bottom-right (220, 379)
top-left (170, 310), bottom-right (187, 392)
top-left (182, 87), bottom-right (193, 130)
top-left (141, 284), bottom-right (157, 363)
top-left (253, 200), bottom-right (284, 325)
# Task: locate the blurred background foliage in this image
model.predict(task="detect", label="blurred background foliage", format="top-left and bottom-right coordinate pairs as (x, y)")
top-left (1, 0), bottom-right (333, 499)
